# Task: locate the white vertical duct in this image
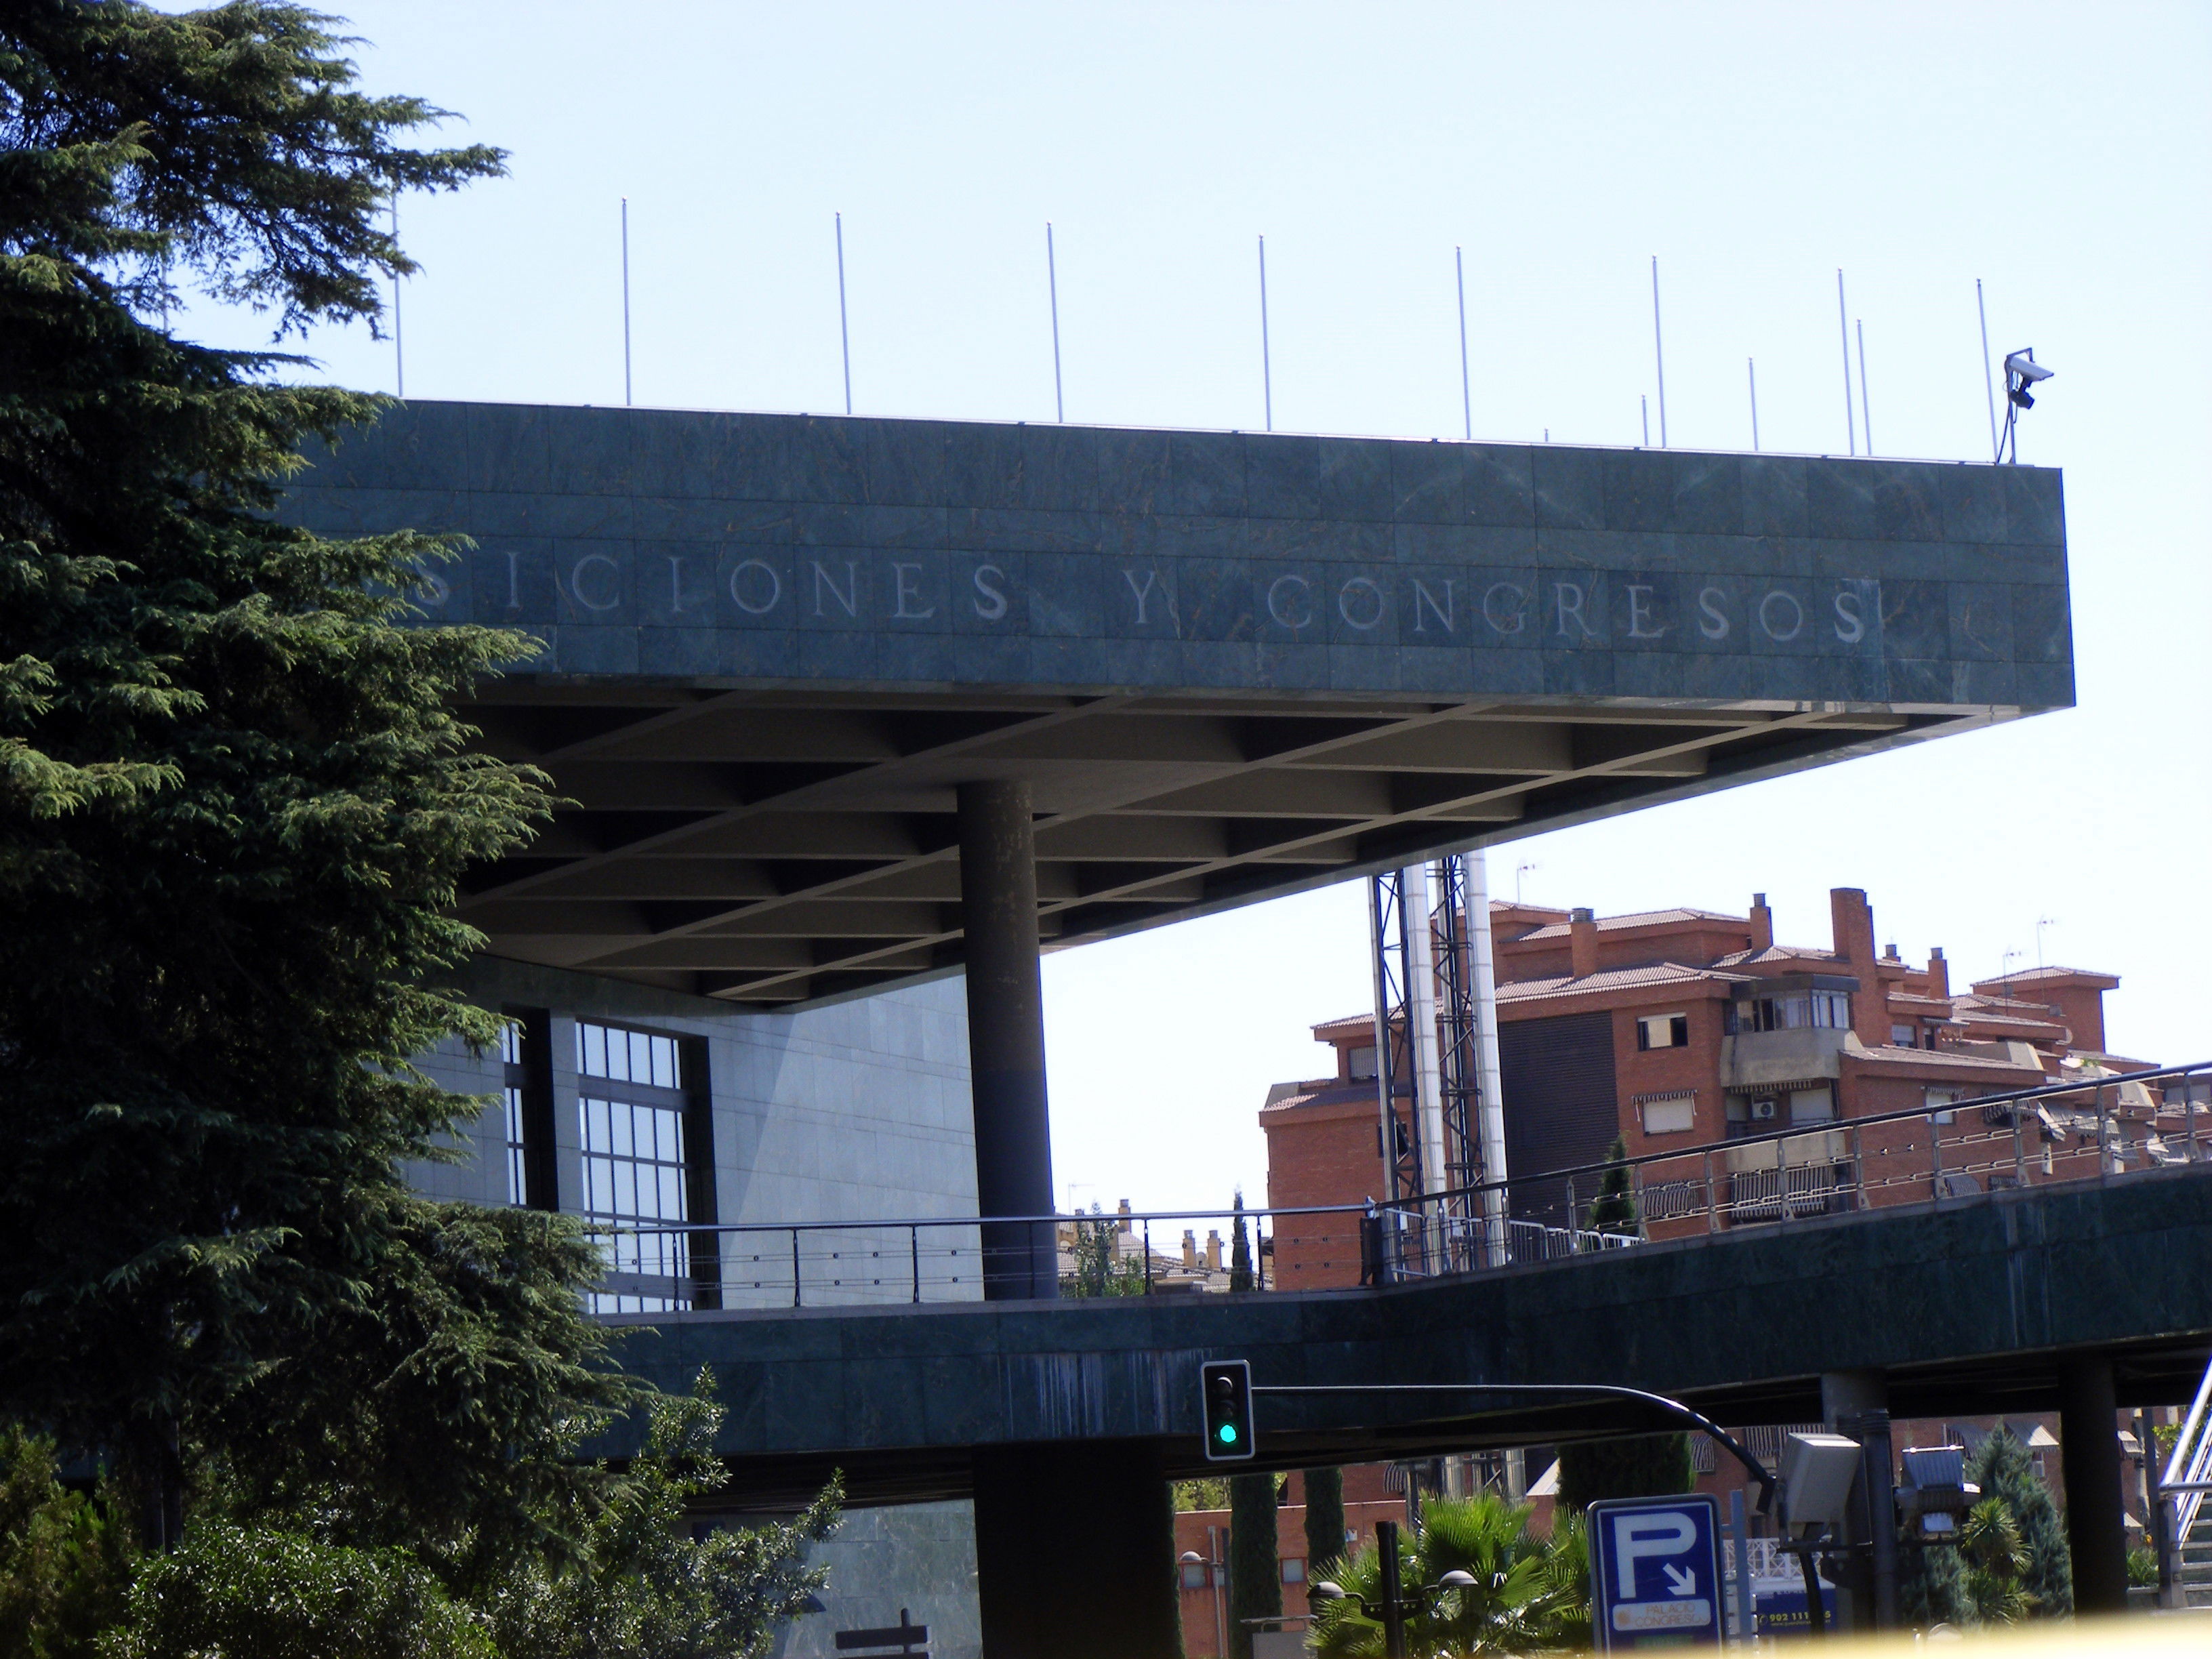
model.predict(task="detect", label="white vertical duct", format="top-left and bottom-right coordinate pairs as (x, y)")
top-left (1467, 849), bottom-right (1511, 1255)
top-left (1406, 863), bottom-right (1447, 1198)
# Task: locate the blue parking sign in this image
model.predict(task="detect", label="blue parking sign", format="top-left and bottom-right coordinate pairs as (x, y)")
top-left (1588, 1494), bottom-right (1725, 1650)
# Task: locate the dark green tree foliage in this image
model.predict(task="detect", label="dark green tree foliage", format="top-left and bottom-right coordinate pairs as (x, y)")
top-left (483, 1372), bottom-right (842, 1659)
top-left (1553, 1431), bottom-right (1694, 1517)
top-left (1967, 1430), bottom-right (2071, 1616)
top-left (1226, 1470), bottom-right (1279, 1659)
top-left (0, 1424), bottom-right (134, 1659)
top-left (106, 1525), bottom-right (493, 1659)
top-left (0, 0), bottom-right (636, 1556)
top-left (1063, 1204), bottom-right (1143, 1298)
top-left (1897, 1534), bottom-right (1970, 1629)
top-left (1302, 1467), bottom-right (1345, 1578)
top-left (1229, 1189), bottom-right (1254, 1292)
top-left (1585, 1135), bottom-right (1637, 1240)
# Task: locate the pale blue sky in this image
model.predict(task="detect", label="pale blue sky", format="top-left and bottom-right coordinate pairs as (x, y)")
top-left (180, 2), bottom-right (2211, 1212)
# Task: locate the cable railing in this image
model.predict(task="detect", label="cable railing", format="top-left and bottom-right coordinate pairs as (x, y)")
top-left (589, 1059), bottom-right (2209, 1313)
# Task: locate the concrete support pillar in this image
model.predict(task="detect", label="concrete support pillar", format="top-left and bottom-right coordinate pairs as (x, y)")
top-left (958, 780), bottom-right (1057, 1300)
top-left (2060, 1355), bottom-right (2129, 1614)
top-left (972, 1442), bottom-right (1180, 1659)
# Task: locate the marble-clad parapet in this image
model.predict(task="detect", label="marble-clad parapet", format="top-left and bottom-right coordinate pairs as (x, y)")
top-left (289, 402), bottom-right (2070, 710)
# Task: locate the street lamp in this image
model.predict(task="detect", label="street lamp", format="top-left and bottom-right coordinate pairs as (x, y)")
top-left (1307, 1522), bottom-right (1477, 1659)
top-left (1181, 1547), bottom-right (1226, 1656)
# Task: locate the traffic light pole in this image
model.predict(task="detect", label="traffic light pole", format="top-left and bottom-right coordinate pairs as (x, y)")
top-left (1248, 1380), bottom-right (1779, 1517)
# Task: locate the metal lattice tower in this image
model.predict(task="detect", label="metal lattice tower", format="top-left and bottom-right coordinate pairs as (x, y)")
top-left (1367, 868), bottom-right (1424, 1206)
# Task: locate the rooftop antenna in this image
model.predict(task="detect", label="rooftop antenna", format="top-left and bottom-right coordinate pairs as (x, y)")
top-left (1857, 319), bottom-right (1872, 455)
top-left (620, 197), bottom-right (632, 407)
top-left (1046, 222), bottom-right (1065, 424)
top-left (1747, 357), bottom-right (1759, 451)
top-left (835, 211), bottom-right (853, 416)
top-left (1257, 234), bottom-right (1273, 432)
top-left (1455, 246), bottom-right (1471, 441)
top-left (391, 200), bottom-right (403, 398)
top-left (1514, 860), bottom-right (1539, 904)
top-left (1650, 255), bottom-right (1668, 447)
top-left (1836, 269), bottom-right (1855, 455)
top-left (2035, 916), bottom-right (2057, 973)
top-left (1976, 279), bottom-right (2000, 463)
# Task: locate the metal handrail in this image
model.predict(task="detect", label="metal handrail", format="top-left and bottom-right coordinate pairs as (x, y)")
top-left (1395, 1058), bottom-right (2209, 1216)
top-left (585, 1058), bottom-right (2207, 1309)
top-left (595, 1057), bottom-right (2205, 1246)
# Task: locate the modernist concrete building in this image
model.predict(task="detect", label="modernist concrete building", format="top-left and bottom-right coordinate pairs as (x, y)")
top-left (289, 398), bottom-right (2078, 1656)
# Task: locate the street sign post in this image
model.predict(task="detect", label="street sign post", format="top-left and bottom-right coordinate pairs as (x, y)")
top-left (1589, 1493), bottom-right (1725, 1651)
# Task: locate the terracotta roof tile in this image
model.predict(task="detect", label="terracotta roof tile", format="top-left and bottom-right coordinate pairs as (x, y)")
top-left (1496, 962), bottom-right (1753, 1000)
top-left (1509, 907), bottom-right (1746, 941)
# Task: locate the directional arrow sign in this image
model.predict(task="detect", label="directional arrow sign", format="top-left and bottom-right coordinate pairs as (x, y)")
top-left (1589, 1494), bottom-right (1725, 1652)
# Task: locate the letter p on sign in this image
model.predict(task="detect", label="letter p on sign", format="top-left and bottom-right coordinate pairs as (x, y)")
top-left (1612, 1513), bottom-right (1695, 1599)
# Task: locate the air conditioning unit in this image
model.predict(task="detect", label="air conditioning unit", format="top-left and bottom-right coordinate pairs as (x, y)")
top-left (1750, 1099), bottom-right (1779, 1121)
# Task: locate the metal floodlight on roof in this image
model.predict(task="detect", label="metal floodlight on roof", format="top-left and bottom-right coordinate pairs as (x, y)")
top-left (1997, 348), bottom-right (2053, 463)
top-left (1780, 1431), bottom-right (1864, 1536)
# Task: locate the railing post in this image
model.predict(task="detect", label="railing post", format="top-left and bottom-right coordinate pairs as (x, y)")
top-left (2188, 1071), bottom-right (2202, 1163)
top-left (1143, 1218), bottom-right (1153, 1294)
top-left (1565, 1175), bottom-right (1577, 1252)
top-left (2096, 1082), bottom-right (2112, 1178)
top-left (2011, 1105), bottom-right (2028, 1187)
top-left (1929, 1110), bottom-right (1944, 1201)
top-left (1702, 1149), bottom-right (1717, 1234)
top-left (910, 1224), bottom-right (921, 1304)
top-left (791, 1228), bottom-right (802, 1309)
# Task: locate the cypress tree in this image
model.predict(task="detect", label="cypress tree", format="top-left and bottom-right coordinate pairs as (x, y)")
top-left (1585, 1135), bottom-right (1638, 1240)
top-left (0, 0), bottom-right (630, 1564)
top-left (1968, 1430), bottom-right (2072, 1616)
top-left (1226, 1471), bottom-right (1279, 1659)
top-left (1229, 1190), bottom-right (1254, 1292)
top-left (1302, 1467), bottom-right (1346, 1578)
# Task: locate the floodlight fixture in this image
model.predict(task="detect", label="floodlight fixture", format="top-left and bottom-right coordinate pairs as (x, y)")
top-left (1996, 347), bottom-right (2053, 463)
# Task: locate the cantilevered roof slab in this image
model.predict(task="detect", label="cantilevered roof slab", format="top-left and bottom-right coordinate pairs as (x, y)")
top-left (291, 403), bottom-right (2070, 1006)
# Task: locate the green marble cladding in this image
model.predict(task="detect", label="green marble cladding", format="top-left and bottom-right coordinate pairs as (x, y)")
top-left (289, 401), bottom-right (2073, 708)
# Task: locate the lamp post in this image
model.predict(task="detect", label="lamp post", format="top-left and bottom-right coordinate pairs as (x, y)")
top-left (1181, 1540), bottom-right (1228, 1658)
top-left (1308, 1520), bottom-right (1476, 1659)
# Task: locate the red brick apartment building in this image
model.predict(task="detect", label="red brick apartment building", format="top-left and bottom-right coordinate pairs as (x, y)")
top-left (1254, 886), bottom-right (2184, 1557)
top-left (1267, 886), bottom-right (2173, 1282)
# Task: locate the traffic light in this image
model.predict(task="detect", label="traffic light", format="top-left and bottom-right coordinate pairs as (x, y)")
top-left (1200, 1360), bottom-right (1254, 1461)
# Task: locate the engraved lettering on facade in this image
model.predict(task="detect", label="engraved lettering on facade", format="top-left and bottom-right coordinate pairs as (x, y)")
top-left (569, 554), bottom-right (623, 613)
top-left (1759, 589), bottom-right (1805, 642)
top-left (1338, 576), bottom-right (1386, 630)
top-left (1625, 583), bottom-right (1668, 640)
top-left (729, 558), bottom-right (781, 615)
top-left (1554, 581), bottom-right (1598, 639)
top-left (1267, 574), bottom-right (1313, 630)
top-left (504, 548), bottom-right (521, 612)
top-left (972, 564), bottom-right (1008, 622)
top-left (1698, 586), bottom-right (1731, 640)
top-left (812, 560), bottom-right (860, 619)
top-left (1481, 582), bottom-right (1527, 635)
top-left (891, 562), bottom-right (935, 620)
top-left (1833, 590), bottom-right (1866, 644)
top-left (1124, 567), bottom-right (1164, 626)
top-left (666, 555), bottom-right (687, 615)
top-left (412, 569), bottom-right (450, 608)
top-left (1411, 579), bottom-right (1455, 635)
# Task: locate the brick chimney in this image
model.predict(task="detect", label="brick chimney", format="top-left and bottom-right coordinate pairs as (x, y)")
top-left (1570, 907), bottom-right (1599, 979)
top-left (1828, 887), bottom-right (1887, 1046)
top-left (1927, 947), bottom-right (1950, 1001)
top-left (1748, 893), bottom-right (1774, 953)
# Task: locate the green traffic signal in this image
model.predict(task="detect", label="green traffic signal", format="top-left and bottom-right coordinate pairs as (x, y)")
top-left (1200, 1360), bottom-right (1254, 1462)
